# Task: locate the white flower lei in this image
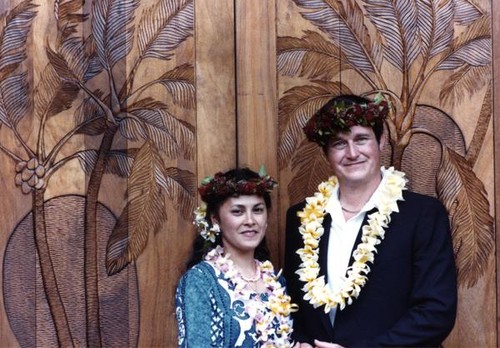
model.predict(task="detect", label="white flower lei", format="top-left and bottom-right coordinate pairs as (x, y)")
top-left (205, 246), bottom-right (298, 347)
top-left (295, 167), bottom-right (407, 313)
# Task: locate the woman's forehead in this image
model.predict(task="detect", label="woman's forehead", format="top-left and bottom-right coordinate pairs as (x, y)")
top-left (223, 195), bottom-right (265, 206)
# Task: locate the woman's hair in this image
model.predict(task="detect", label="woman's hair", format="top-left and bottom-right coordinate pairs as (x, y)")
top-left (185, 167), bottom-right (273, 269)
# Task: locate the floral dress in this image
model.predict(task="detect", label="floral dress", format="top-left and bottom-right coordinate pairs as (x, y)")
top-left (175, 247), bottom-right (295, 347)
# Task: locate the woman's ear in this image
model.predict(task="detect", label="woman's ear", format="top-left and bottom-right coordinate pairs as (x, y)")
top-left (210, 214), bottom-right (219, 226)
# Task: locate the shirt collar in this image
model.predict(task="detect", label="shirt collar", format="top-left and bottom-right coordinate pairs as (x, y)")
top-left (325, 166), bottom-right (397, 214)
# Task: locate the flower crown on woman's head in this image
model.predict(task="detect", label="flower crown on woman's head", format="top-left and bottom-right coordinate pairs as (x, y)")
top-left (194, 166), bottom-right (278, 242)
top-left (303, 93), bottom-right (389, 146)
top-left (197, 166), bottom-right (278, 203)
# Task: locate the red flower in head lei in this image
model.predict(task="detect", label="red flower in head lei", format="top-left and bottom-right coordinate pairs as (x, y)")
top-left (194, 166), bottom-right (278, 242)
top-left (303, 93), bottom-right (389, 146)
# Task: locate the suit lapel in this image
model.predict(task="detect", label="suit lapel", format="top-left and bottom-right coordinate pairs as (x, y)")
top-left (347, 207), bottom-right (378, 268)
top-left (318, 213), bottom-right (334, 332)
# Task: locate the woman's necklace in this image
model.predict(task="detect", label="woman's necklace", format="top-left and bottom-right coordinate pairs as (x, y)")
top-left (239, 261), bottom-right (261, 282)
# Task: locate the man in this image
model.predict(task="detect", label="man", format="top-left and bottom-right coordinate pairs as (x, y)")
top-left (284, 94), bottom-right (457, 347)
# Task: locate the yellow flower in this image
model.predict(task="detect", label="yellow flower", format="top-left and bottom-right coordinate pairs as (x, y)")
top-left (298, 196), bottom-right (327, 223)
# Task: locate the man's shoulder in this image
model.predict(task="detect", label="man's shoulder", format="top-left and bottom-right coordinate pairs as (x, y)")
top-left (401, 189), bottom-right (447, 213)
top-left (403, 189), bottom-right (442, 204)
top-left (287, 200), bottom-right (307, 213)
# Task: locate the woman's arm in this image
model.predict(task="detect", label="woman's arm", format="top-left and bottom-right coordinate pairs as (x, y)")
top-left (175, 265), bottom-right (219, 347)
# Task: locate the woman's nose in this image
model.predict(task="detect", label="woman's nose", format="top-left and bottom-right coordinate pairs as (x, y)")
top-left (244, 212), bottom-right (256, 225)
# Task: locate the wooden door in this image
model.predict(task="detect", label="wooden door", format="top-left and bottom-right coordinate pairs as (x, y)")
top-left (0, 0), bottom-right (497, 347)
top-left (273, 1), bottom-right (496, 347)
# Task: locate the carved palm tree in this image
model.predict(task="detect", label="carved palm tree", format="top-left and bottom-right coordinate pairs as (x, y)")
top-left (1, 0), bottom-right (195, 346)
top-left (0, 2), bottom-right (77, 346)
top-left (277, 0), bottom-right (493, 288)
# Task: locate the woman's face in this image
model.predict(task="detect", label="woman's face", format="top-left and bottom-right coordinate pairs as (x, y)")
top-left (212, 195), bottom-right (268, 256)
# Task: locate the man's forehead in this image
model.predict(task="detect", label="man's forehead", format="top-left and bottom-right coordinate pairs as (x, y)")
top-left (331, 125), bottom-right (374, 140)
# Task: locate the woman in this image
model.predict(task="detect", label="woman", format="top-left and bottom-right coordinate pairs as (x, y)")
top-left (175, 167), bottom-right (298, 347)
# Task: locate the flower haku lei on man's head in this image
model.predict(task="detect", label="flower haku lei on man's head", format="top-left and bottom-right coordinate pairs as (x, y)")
top-left (295, 167), bottom-right (407, 313)
top-left (303, 93), bottom-right (389, 146)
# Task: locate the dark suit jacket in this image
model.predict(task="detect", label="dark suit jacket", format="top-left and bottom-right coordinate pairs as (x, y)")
top-left (284, 190), bottom-right (457, 347)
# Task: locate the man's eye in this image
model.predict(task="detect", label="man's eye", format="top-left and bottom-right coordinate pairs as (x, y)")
top-left (355, 138), bottom-right (368, 144)
top-left (332, 141), bottom-right (346, 149)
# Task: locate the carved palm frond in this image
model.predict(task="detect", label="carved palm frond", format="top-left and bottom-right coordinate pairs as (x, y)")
top-left (278, 81), bottom-right (349, 168)
top-left (128, 97), bottom-right (165, 109)
top-left (77, 148), bottom-right (137, 177)
top-left (453, 0), bottom-right (484, 25)
top-left (465, 83), bottom-right (491, 165)
top-left (91, 0), bottom-right (139, 69)
top-left (0, 0), bottom-right (37, 81)
top-left (46, 45), bottom-right (84, 83)
top-left (74, 90), bottom-right (106, 127)
top-left (437, 16), bottom-right (490, 71)
top-left (34, 65), bottom-right (80, 121)
top-left (415, 0), bottom-right (453, 61)
top-left (0, 73), bottom-right (30, 129)
top-left (277, 30), bottom-right (350, 80)
top-left (119, 107), bottom-right (195, 160)
top-left (436, 147), bottom-right (494, 288)
top-left (157, 109), bottom-right (195, 159)
top-left (293, 0), bottom-right (383, 73)
top-left (288, 140), bottom-right (331, 205)
top-left (105, 149), bottom-right (138, 177)
top-left (364, 0), bottom-right (420, 72)
top-left (137, 0), bottom-right (193, 60)
top-left (439, 64), bottom-right (490, 105)
top-left (105, 140), bottom-right (167, 276)
top-left (54, 0), bottom-right (88, 41)
top-left (157, 63), bottom-right (195, 108)
top-left (157, 166), bottom-right (196, 220)
top-left (77, 149), bottom-right (98, 175)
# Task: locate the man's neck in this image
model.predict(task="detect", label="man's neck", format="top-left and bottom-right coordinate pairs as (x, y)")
top-left (338, 174), bottom-right (382, 209)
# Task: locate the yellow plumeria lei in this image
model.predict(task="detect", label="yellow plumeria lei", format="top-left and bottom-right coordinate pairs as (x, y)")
top-left (295, 167), bottom-right (407, 313)
top-left (205, 246), bottom-right (298, 347)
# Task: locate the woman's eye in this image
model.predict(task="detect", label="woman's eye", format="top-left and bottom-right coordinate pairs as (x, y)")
top-left (231, 209), bottom-right (243, 215)
top-left (254, 207), bottom-right (265, 213)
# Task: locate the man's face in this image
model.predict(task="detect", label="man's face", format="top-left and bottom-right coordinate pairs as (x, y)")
top-left (325, 125), bottom-right (384, 187)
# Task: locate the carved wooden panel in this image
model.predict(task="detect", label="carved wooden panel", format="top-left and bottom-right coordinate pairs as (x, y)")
top-left (0, 0), bottom-right (231, 347)
top-left (276, 0), bottom-right (495, 347)
top-left (0, 0), bottom-right (498, 347)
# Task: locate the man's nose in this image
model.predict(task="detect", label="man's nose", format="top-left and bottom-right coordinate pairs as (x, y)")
top-left (346, 142), bottom-right (359, 157)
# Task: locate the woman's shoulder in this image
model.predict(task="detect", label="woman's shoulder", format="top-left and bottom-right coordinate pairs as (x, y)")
top-left (178, 261), bottom-right (217, 287)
